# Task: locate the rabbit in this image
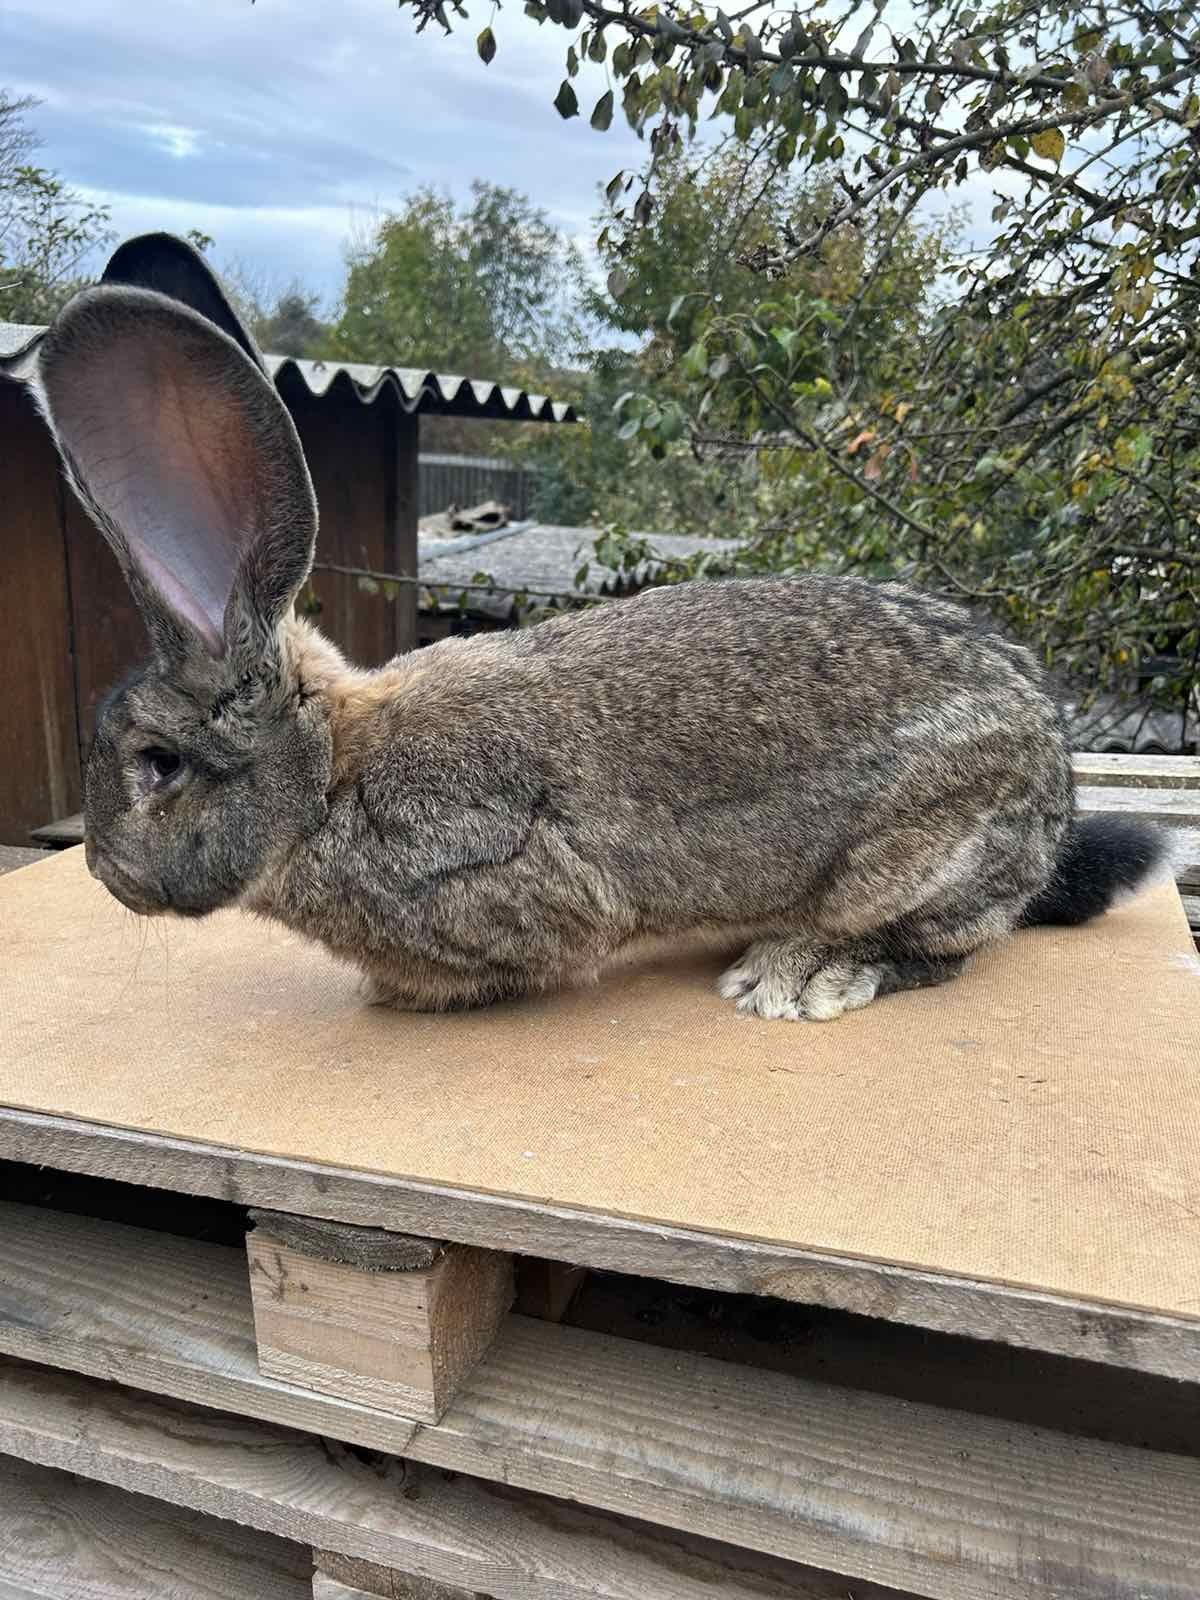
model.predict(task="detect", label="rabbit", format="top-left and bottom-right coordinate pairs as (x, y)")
top-left (34, 236), bottom-right (1165, 1022)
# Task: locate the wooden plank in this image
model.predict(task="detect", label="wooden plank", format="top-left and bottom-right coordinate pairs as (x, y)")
top-left (1072, 753), bottom-right (1200, 789)
top-left (28, 814), bottom-right (83, 847)
top-left (0, 1455), bottom-right (311, 1599)
top-left (0, 848), bottom-right (50, 878)
top-left (2, 1111), bottom-right (1197, 1380)
top-left (0, 1205), bottom-right (1198, 1599)
top-left (313, 1581), bottom-right (382, 1600)
top-left (0, 1361), bottom-right (914, 1600)
top-left (0, 381), bottom-right (81, 846)
top-left (1171, 827), bottom-right (1200, 888)
top-left (1076, 783), bottom-right (1200, 829)
top-left (315, 1555), bottom-right (484, 1600)
top-left (391, 409), bottom-right (419, 655)
top-left (280, 374), bottom-right (400, 670)
top-left (248, 1226), bottom-right (513, 1423)
top-left (514, 1260), bottom-right (587, 1323)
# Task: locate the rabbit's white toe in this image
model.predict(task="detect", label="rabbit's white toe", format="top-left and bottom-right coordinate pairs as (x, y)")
top-left (720, 942), bottom-right (883, 1022)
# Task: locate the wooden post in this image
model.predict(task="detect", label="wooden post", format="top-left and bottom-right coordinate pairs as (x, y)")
top-left (315, 1551), bottom-right (486, 1600)
top-left (514, 1258), bottom-right (587, 1323)
top-left (246, 1211), bottom-right (512, 1424)
top-left (390, 407), bottom-right (419, 656)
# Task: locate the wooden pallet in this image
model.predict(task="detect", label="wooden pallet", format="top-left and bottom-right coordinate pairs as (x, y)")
top-left (3, 752), bottom-right (1200, 1599)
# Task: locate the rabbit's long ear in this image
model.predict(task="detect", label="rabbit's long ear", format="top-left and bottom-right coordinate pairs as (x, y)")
top-left (100, 231), bottom-right (265, 372)
top-left (36, 285), bottom-right (316, 666)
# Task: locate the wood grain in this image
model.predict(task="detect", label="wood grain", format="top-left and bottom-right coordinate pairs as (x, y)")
top-left (315, 1554), bottom-right (487, 1600)
top-left (0, 1360), bottom-right (914, 1600)
top-left (1075, 783), bottom-right (1200, 829)
top-left (0, 1203), bottom-right (1198, 1599)
top-left (314, 1580), bottom-right (387, 1600)
top-left (1072, 753), bottom-right (1200, 789)
top-left (391, 408), bottom-right (419, 656)
top-left (280, 375), bottom-right (410, 669)
top-left (1170, 826), bottom-right (1200, 888)
top-left (248, 1229), bottom-right (513, 1422)
top-left (250, 1210), bottom-right (446, 1271)
top-left (0, 382), bottom-right (81, 846)
top-left (2, 1107), bottom-right (1197, 1379)
top-left (0, 1455), bottom-right (311, 1599)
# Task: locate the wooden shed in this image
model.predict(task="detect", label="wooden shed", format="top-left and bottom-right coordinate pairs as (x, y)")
top-left (0, 247), bottom-right (575, 846)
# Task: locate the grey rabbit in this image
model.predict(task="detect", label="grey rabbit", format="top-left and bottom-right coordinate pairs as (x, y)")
top-left (34, 235), bottom-right (1164, 1021)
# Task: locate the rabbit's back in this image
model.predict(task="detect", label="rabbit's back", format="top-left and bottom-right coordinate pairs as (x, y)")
top-left (294, 577), bottom-right (1072, 983)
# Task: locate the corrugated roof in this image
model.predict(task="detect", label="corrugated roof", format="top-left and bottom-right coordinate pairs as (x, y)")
top-left (0, 321), bottom-right (576, 423)
top-left (419, 522), bottom-right (743, 616)
top-left (266, 353), bottom-right (575, 422)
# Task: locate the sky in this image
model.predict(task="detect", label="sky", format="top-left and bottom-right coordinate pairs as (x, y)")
top-left (4, 0), bottom-right (647, 309)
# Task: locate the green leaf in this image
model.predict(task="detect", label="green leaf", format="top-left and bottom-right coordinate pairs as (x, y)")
top-left (591, 89), bottom-right (614, 130)
top-left (588, 29), bottom-right (607, 61)
top-left (554, 79), bottom-right (580, 118)
top-left (607, 265), bottom-right (629, 297)
top-left (657, 405), bottom-right (685, 441)
top-left (476, 25), bottom-right (496, 62)
top-left (682, 340), bottom-right (709, 378)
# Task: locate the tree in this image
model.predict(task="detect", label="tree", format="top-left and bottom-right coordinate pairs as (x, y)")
top-left (255, 286), bottom-right (329, 359)
top-left (0, 90), bottom-right (111, 324)
top-left (513, 146), bottom-right (959, 538)
top-left (395, 1), bottom-right (1200, 739)
top-left (465, 179), bottom-right (590, 366)
top-left (328, 183), bottom-right (588, 378)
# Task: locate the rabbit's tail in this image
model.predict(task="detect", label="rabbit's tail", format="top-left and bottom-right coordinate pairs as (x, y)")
top-left (1018, 814), bottom-right (1167, 928)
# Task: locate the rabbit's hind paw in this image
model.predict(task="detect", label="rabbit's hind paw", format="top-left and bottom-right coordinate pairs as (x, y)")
top-left (719, 939), bottom-right (883, 1022)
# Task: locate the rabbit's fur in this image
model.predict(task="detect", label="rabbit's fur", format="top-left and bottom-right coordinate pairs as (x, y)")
top-left (36, 237), bottom-right (1164, 1022)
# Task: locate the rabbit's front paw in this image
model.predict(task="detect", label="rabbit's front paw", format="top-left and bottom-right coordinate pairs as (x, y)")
top-left (720, 939), bottom-right (882, 1022)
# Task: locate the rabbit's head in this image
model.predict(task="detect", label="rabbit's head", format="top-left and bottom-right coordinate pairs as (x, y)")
top-left (36, 244), bottom-right (333, 917)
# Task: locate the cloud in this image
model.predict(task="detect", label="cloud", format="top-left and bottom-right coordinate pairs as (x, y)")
top-left (5, 0), bottom-right (645, 302)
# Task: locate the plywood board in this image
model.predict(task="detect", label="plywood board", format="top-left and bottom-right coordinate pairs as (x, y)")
top-left (2, 847), bottom-right (1199, 1323)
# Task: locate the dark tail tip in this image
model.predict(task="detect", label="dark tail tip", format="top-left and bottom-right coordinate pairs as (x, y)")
top-left (1020, 815), bottom-right (1167, 928)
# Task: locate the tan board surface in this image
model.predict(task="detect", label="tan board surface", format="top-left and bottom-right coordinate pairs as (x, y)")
top-left (2, 847), bottom-right (1199, 1320)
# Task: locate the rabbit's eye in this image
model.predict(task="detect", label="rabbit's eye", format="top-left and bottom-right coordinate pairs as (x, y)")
top-left (141, 747), bottom-right (182, 785)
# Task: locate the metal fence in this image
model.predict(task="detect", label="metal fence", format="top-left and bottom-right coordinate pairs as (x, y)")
top-left (418, 454), bottom-right (538, 521)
